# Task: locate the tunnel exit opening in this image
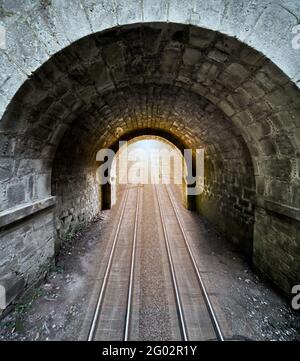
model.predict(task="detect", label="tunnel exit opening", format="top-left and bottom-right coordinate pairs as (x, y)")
top-left (106, 135), bottom-right (188, 207)
top-left (97, 134), bottom-right (204, 210)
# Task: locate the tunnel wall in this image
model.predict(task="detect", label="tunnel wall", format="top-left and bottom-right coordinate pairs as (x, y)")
top-left (254, 208), bottom-right (300, 292)
top-left (197, 140), bottom-right (255, 257)
top-left (51, 166), bottom-right (100, 249)
top-left (0, 205), bottom-right (55, 308)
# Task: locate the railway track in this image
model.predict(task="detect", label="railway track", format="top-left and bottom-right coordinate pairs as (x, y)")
top-left (87, 186), bottom-right (141, 341)
top-left (87, 183), bottom-right (223, 341)
top-left (154, 184), bottom-right (224, 341)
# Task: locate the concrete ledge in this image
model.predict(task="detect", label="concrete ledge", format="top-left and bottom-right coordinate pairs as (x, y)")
top-left (0, 197), bottom-right (56, 229)
top-left (256, 196), bottom-right (300, 222)
top-left (0, 274), bottom-right (25, 311)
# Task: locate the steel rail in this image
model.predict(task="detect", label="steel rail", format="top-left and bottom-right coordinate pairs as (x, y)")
top-left (87, 189), bottom-right (130, 341)
top-left (165, 184), bottom-right (224, 341)
top-left (154, 185), bottom-right (188, 341)
top-left (124, 186), bottom-right (140, 341)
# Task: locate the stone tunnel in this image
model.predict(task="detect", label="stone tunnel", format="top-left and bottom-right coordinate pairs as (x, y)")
top-left (0, 0), bottom-right (299, 314)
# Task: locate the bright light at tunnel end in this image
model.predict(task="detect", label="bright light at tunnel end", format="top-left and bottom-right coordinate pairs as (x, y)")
top-left (96, 141), bottom-right (205, 196)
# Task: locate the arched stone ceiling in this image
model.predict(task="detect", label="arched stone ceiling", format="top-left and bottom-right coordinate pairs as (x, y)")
top-left (0, 21), bottom-right (298, 220)
top-left (2, 22), bottom-right (299, 190)
top-left (0, 0), bottom-right (299, 122)
top-left (53, 84), bottom-right (247, 167)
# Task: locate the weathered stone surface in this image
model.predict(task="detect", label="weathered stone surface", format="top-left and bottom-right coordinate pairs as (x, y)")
top-left (52, 166), bottom-right (99, 242)
top-left (256, 196), bottom-right (300, 222)
top-left (219, 63), bottom-right (250, 89)
top-left (0, 206), bottom-right (55, 308)
top-left (6, 183), bottom-right (25, 206)
top-left (254, 207), bottom-right (300, 295)
top-left (0, 0), bottom-right (298, 121)
top-left (0, 273), bottom-right (25, 310)
top-left (0, 196), bottom-right (55, 228)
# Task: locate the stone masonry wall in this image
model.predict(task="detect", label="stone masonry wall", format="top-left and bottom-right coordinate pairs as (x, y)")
top-left (254, 207), bottom-right (300, 294)
top-left (197, 141), bottom-right (255, 257)
top-left (51, 166), bottom-right (100, 250)
top-left (0, 207), bottom-right (55, 311)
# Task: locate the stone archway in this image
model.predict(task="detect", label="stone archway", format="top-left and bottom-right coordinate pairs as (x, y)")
top-left (0, 16), bottom-right (299, 305)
